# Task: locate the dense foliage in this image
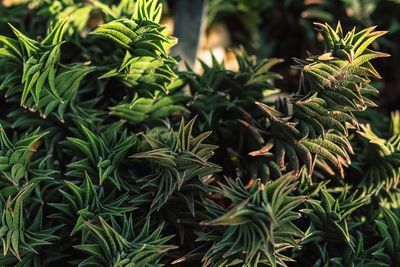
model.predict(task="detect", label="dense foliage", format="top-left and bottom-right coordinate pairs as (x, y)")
top-left (0, 0), bottom-right (398, 266)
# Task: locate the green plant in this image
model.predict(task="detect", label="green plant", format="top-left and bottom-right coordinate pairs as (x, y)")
top-left (0, 0), bottom-right (398, 266)
top-left (200, 173), bottom-right (304, 267)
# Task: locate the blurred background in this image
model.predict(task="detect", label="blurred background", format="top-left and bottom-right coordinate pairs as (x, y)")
top-left (1, 0), bottom-right (399, 111)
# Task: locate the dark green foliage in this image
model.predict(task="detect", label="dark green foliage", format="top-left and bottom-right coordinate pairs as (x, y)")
top-left (303, 187), bottom-right (370, 248)
top-left (66, 122), bottom-right (136, 188)
top-left (0, 126), bottom-right (61, 266)
top-left (75, 216), bottom-right (176, 266)
top-left (0, 0), bottom-right (398, 266)
top-left (0, 19), bottom-right (94, 120)
top-left (109, 92), bottom-right (188, 125)
top-left (200, 173), bottom-right (304, 267)
top-left (131, 117), bottom-right (221, 213)
top-left (246, 23), bottom-right (388, 181)
top-left (186, 48), bottom-right (283, 180)
top-left (91, 0), bottom-right (178, 93)
top-left (50, 173), bottom-right (135, 236)
top-left (375, 208), bottom-right (400, 266)
top-left (354, 125), bottom-right (400, 191)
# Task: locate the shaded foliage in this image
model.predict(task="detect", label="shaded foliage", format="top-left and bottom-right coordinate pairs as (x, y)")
top-left (0, 0), bottom-right (398, 266)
